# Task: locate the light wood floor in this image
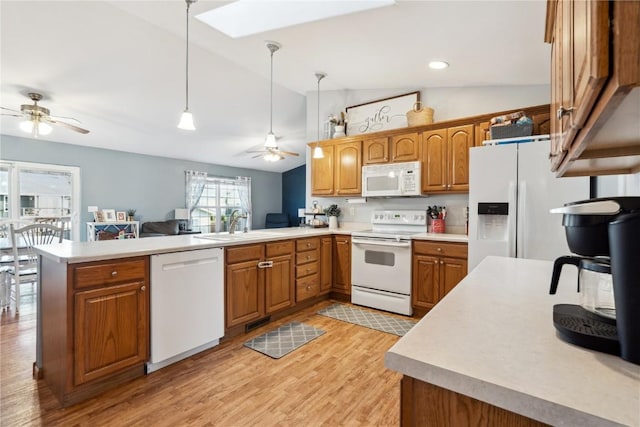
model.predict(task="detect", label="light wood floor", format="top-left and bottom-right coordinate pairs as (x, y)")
top-left (1, 296), bottom-right (409, 426)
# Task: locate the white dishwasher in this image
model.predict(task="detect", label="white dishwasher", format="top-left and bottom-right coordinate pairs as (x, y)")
top-left (147, 248), bottom-right (224, 373)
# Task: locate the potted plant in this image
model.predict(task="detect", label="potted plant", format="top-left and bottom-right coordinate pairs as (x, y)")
top-left (324, 204), bottom-right (341, 229)
top-left (329, 112), bottom-right (347, 138)
top-left (126, 209), bottom-right (136, 222)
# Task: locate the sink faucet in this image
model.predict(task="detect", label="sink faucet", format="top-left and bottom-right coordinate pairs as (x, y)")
top-left (228, 210), bottom-right (247, 234)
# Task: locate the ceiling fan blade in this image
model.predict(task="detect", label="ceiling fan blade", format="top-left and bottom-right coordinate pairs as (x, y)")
top-left (1, 106), bottom-right (24, 114)
top-left (45, 118), bottom-right (90, 134)
top-left (49, 115), bottom-right (82, 125)
top-left (252, 154), bottom-right (265, 159)
top-left (247, 150), bottom-right (268, 154)
top-left (1, 113), bottom-right (23, 118)
top-left (279, 151), bottom-right (300, 157)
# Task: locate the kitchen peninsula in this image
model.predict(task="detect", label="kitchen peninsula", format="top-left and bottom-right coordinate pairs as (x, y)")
top-left (34, 226), bottom-right (468, 406)
top-left (385, 256), bottom-right (639, 427)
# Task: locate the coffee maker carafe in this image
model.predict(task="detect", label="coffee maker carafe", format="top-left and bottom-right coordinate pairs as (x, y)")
top-left (550, 197), bottom-right (640, 365)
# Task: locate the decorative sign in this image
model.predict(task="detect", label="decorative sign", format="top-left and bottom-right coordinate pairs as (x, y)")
top-left (345, 91), bottom-right (420, 136)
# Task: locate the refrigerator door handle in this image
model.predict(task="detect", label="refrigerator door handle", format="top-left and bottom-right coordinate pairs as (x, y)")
top-left (517, 181), bottom-right (527, 259)
top-left (508, 180), bottom-right (517, 258)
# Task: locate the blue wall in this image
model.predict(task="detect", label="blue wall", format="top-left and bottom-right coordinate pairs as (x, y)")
top-left (282, 164), bottom-right (306, 226)
top-left (0, 134), bottom-right (283, 240)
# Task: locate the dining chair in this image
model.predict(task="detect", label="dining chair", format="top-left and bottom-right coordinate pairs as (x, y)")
top-left (5, 223), bottom-right (63, 313)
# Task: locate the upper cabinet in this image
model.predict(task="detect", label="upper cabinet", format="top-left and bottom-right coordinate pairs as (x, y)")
top-left (422, 125), bottom-right (474, 193)
top-left (311, 141), bottom-right (362, 196)
top-left (309, 104), bottom-right (550, 196)
top-left (335, 141), bottom-right (362, 195)
top-left (362, 132), bottom-right (420, 165)
top-left (545, 0), bottom-right (640, 176)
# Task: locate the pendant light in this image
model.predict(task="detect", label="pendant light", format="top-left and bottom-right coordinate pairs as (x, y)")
top-left (177, 0), bottom-right (197, 130)
top-left (264, 41), bottom-right (281, 151)
top-left (313, 72), bottom-right (326, 159)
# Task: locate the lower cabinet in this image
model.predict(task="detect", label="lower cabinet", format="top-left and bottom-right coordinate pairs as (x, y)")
top-left (332, 235), bottom-right (352, 297)
top-left (296, 237), bottom-right (321, 301)
top-left (225, 241), bottom-right (295, 329)
top-left (40, 256), bottom-right (150, 406)
top-left (412, 241), bottom-right (467, 313)
top-left (320, 236), bottom-right (333, 294)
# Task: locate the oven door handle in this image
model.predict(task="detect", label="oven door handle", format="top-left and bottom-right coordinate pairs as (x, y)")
top-left (351, 238), bottom-right (411, 248)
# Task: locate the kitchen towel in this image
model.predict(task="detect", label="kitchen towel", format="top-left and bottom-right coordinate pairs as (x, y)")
top-left (243, 322), bottom-right (325, 359)
top-left (317, 303), bottom-right (416, 336)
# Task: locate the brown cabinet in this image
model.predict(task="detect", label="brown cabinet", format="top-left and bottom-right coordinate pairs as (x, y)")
top-left (412, 241), bottom-right (467, 313)
top-left (39, 255), bottom-right (150, 406)
top-left (363, 137), bottom-right (389, 165)
top-left (311, 140), bottom-right (361, 196)
top-left (332, 235), bottom-right (351, 297)
top-left (225, 241), bottom-right (294, 329)
top-left (335, 141), bottom-right (362, 195)
top-left (311, 144), bottom-right (334, 195)
top-left (422, 125), bottom-right (474, 193)
top-left (545, 0), bottom-right (640, 176)
top-left (390, 132), bottom-right (420, 162)
top-left (362, 132), bottom-right (420, 165)
top-left (295, 237), bottom-right (320, 302)
top-left (320, 236), bottom-right (333, 294)
top-left (74, 280), bottom-right (148, 385)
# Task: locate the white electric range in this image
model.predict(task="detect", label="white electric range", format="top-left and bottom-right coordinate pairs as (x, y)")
top-left (351, 210), bottom-right (427, 316)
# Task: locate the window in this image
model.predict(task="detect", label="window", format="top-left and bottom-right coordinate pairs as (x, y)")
top-left (0, 161), bottom-right (80, 240)
top-left (186, 171), bottom-right (251, 233)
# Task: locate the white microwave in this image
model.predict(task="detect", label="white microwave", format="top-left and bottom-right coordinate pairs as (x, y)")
top-left (362, 161), bottom-right (421, 197)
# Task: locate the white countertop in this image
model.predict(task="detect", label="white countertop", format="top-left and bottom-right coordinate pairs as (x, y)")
top-left (35, 225), bottom-right (467, 264)
top-left (385, 256), bottom-right (639, 427)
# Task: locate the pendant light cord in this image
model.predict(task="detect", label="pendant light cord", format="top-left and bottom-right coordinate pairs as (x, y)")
top-left (269, 48), bottom-right (274, 134)
top-left (317, 76), bottom-right (320, 142)
top-left (185, 0), bottom-right (191, 111)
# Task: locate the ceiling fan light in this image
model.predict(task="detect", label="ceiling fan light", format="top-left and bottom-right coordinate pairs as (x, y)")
top-left (177, 110), bottom-right (196, 130)
top-left (19, 120), bottom-right (34, 133)
top-left (264, 132), bottom-right (278, 149)
top-left (38, 121), bottom-right (52, 135)
top-left (312, 146), bottom-right (324, 159)
top-left (264, 152), bottom-right (281, 162)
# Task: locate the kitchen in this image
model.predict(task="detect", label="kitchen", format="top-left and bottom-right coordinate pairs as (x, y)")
top-left (1, 0), bottom-right (640, 426)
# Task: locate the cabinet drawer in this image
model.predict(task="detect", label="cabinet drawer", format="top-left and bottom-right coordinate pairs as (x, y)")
top-left (296, 274), bottom-right (319, 302)
top-left (413, 241), bottom-right (468, 258)
top-left (266, 240), bottom-right (293, 258)
top-left (296, 237), bottom-right (320, 252)
top-left (74, 259), bottom-right (147, 289)
top-left (226, 244), bottom-right (263, 264)
top-left (295, 248), bottom-right (319, 265)
top-left (296, 260), bottom-right (319, 279)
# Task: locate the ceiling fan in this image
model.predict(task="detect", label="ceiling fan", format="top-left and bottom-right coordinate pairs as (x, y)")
top-left (246, 41), bottom-right (299, 162)
top-left (1, 92), bottom-right (90, 137)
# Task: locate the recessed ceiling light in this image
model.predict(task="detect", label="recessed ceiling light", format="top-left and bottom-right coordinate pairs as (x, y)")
top-left (196, 0), bottom-right (396, 38)
top-left (428, 61), bottom-right (449, 70)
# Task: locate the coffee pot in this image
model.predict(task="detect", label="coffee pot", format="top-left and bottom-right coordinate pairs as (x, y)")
top-left (550, 197), bottom-right (640, 365)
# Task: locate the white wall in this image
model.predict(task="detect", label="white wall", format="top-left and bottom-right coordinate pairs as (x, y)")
top-left (597, 173), bottom-right (640, 196)
top-left (303, 84), bottom-right (550, 230)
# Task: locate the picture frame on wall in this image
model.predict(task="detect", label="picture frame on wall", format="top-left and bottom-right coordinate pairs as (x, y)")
top-left (103, 209), bottom-right (117, 222)
top-left (345, 91), bottom-right (420, 136)
top-left (94, 211), bottom-right (105, 222)
top-left (116, 211), bottom-right (126, 221)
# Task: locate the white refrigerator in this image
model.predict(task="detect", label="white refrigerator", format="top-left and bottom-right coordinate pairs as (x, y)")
top-left (468, 139), bottom-right (590, 271)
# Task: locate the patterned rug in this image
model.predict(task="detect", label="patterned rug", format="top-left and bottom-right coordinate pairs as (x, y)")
top-left (244, 322), bottom-right (325, 359)
top-left (317, 303), bottom-right (416, 336)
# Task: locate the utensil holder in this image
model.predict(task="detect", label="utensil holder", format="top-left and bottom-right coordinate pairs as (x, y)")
top-left (432, 219), bottom-right (445, 233)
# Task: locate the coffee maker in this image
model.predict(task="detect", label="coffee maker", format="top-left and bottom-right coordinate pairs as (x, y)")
top-left (549, 197), bottom-right (640, 365)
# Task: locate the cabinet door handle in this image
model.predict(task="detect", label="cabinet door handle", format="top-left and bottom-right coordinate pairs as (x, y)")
top-left (556, 106), bottom-right (574, 120)
top-left (306, 255), bottom-right (311, 260)
top-left (442, 184), bottom-right (446, 188)
top-left (434, 260), bottom-right (438, 264)
top-left (436, 247), bottom-right (442, 252)
top-left (140, 285), bottom-right (146, 291)
top-left (307, 243), bottom-right (311, 247)
top-left (111, 271), bottom-right (118, 277)
top-left (440, 260), bottom-right (444, 265)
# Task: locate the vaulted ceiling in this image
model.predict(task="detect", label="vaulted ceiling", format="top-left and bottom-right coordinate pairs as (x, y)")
top-left (0, 1), bottom-right (550, 173)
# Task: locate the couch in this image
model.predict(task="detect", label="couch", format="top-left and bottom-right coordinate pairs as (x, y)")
top-left (139, 219), bottom-right (200, 238)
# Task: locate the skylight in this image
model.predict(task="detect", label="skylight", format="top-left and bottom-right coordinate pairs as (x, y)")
top-left (196, 0), bottom-right (396, 38)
